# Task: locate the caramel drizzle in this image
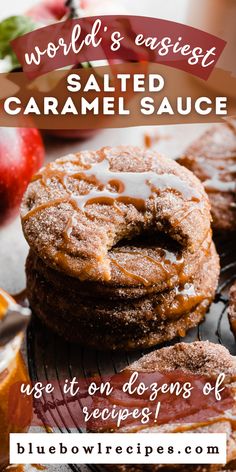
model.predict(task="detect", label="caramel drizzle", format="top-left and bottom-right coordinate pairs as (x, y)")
top-left (22, 198), bottom-right (70, 221)
top-left (174, 283), bottom-right (204, 312)
top-left (115, 248), bottom-right (183, 267)
top-left (62, 214), bottom-right (77, 243)
top-left (110, 258), bottom-right (150, 285)
top-left (171, 201), bottom-right (206, 228)
top-left (0, 289), bottom-right (15, 319)
top-left (175, 283), bottom-right (196, 297)
top-left (32, 167), bottom-right (68, 190)
top-left (25, 157), bottom-right (201, 219)
top-left (154, 282), bottom-right (205, 319)
top-left (110, 248), bottom-right (184, 285)
top-left (0, 293), bottom-right (8, 320)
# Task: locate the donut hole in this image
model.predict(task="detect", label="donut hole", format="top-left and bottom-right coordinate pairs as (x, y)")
top-left (111, 230), bottom-right (181, 255)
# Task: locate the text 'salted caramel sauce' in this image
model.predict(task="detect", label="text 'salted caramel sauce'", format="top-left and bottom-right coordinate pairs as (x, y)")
top-left (0, 289), bottom-right (31, 471)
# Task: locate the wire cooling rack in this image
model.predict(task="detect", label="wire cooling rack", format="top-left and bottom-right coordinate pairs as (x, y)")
top-left (26, 235), bottom-right (236, 472)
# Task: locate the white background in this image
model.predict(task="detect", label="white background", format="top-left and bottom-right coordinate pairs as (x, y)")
top-left (11, 433), bottom-right (226, 465)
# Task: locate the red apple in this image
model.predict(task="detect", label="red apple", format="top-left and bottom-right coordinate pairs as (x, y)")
top-left (0, 128), bottom-right (45, 227)
top-left (26, 0), bottom-right (67, 23)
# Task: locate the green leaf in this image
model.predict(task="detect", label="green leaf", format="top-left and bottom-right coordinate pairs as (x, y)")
top-left (0, 15), bottom-right (37, 71)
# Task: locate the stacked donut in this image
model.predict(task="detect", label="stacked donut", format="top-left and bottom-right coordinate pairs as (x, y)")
top-left (21, 146), bottom-right (219, 350)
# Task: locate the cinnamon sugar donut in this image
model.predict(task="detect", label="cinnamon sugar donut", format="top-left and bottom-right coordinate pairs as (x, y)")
top-left (22, 146), bottom-right (218, 349)
top-left (26, 242), bottom-right (219, 349)
top-left (21, 146), bottom-right (211, 284)
top-left (93, 341), bottom-right (236, 471)
top-left (177, 120), bottom-right (236, 232)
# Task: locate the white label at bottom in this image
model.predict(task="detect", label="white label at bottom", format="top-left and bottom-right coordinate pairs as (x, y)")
top-left (10, 433), bottom-right (227, 465)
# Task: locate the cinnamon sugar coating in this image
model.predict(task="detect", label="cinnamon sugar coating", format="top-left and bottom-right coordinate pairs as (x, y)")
top-left (25, 232), bottom-right (212, 299)
top-left (178, 121), bottom-right (236, 232)
top-left (26, 243), bottom-right (219, 350)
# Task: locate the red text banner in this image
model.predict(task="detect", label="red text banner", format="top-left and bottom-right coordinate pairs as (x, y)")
top-left (11, 16), bottom-right (226, 80)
